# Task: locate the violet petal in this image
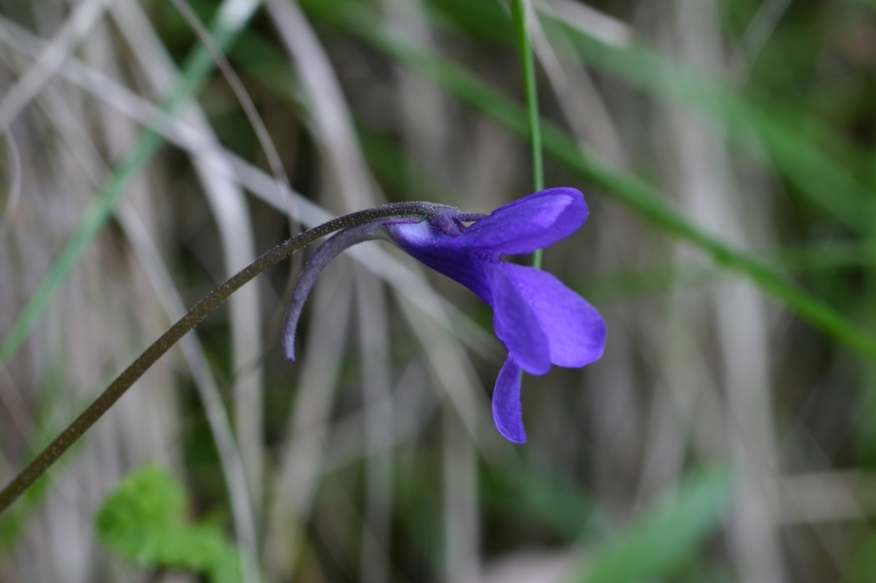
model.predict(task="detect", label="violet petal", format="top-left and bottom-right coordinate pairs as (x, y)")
top-left (492, 356), bottom-right (526, 443)
top-left (383, 221), bottom-right (494, 301)
top-left (499, 263), bottom-right (606, 367)
top-left (489, 264), bottom-right (552, 375)
top-left (459, 187), bottom-right (587, 256)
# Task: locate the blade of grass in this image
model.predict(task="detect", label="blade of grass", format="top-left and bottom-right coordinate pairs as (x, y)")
top-left (311, 1), bottom-right (876, 362)
top-left (579, 238), bottom-right (876, 305)
top-left (512, 0), bottom-right (544, 194)
top-left (567, 466), bottom-right (732, 583)
top-left (511, 0), bottom-right (544, 269)
top-left (0, 0), bottom-right (262, 371)
top-left (538, 7), bottom-right (876, 236)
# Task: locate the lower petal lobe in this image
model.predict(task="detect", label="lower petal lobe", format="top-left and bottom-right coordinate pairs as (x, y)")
top-left (489, 264), bottom-right (552, 375)
top-left (500, 263), bottom-right (606, 368)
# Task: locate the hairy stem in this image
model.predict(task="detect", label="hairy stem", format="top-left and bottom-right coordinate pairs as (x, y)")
top-left (0, 202), bottom-right (441, 517)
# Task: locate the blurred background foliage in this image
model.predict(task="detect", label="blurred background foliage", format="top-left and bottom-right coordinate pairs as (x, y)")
top-left (0, 0), bottom-right (874, 581)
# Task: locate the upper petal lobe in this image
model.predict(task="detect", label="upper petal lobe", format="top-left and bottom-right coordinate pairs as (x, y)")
top-left (459, 187), bottom-right (588, 256)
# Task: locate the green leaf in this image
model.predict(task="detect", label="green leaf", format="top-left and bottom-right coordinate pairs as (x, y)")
top-left (95, 465), bottom-right (242, 583)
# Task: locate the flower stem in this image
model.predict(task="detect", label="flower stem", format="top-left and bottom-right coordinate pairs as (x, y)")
top-left (0, 202), bottom-right (440, 517)
top-left (511, 0), bottom-right (544, 268)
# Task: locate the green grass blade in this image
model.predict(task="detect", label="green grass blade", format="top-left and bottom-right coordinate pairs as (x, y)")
top-left (539, 14), bottom-right (876, 235)
top-left (511, 0), bottom-right (543, 193)
top-left (511, 0), bottom-right (544, 269)
top-left (568, 466), bottom-right (732, 583)
top-left (0, 0), bottom-right (262, 370)
top-left (580, 238), bottom-right (876, 305)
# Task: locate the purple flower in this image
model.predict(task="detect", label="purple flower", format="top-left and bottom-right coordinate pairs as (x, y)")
top-left (382, 187), bottom-right (606, 443)
top-left (283, 187), bottom-right (605, 444)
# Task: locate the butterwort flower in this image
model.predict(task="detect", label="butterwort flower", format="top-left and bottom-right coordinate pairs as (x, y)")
top-left (283, 187), bottom-right (606, 443)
